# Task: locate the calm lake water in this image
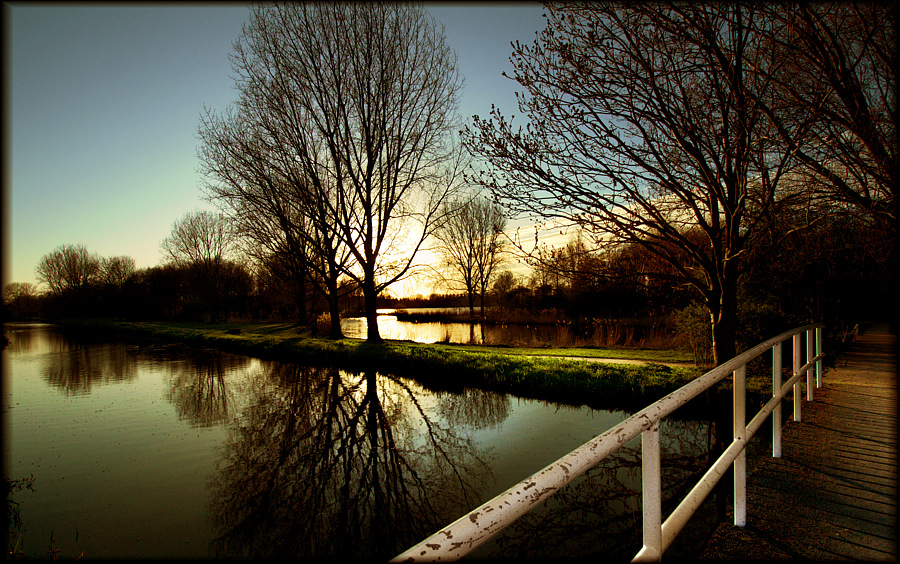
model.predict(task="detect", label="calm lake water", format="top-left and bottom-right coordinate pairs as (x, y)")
top-left (340, 309), bottom-right (527, 345)
top-left (342, 309), bottom-right (597, 346)
top-left (4, 323), bottom-right (714, 559)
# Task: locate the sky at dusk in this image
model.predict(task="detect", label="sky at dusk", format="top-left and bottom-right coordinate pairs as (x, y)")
top-left (4, 2), bottom-right (549, 296)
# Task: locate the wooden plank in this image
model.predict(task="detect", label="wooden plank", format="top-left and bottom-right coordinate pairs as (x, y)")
top-left (700, 325), bottom-right (898, 561)
top-left (748, 487), bottom-right (897, 537)
top-left (834, 441), bottom-right (900, 456)
top-left (830, 456), bottom-right (898, 476)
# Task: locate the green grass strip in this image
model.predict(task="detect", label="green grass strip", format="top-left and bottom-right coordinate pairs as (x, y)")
top-left (55, 319), bottom-right (746, 413)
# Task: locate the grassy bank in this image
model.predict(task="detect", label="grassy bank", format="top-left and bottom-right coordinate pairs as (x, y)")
top-left (54, 319), bottom-right (730, 413)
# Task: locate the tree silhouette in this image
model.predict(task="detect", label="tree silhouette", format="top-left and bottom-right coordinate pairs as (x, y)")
top-left (465, 4), bottom-right (821, 366)
top-left (35, 244), bottom-right (100, 296)
top-left (200, 3), bottom-right (465, 342)
top-left (432, 195), bottom-right (506, 316)
top-left (160, 210), bottom-right (237, 321)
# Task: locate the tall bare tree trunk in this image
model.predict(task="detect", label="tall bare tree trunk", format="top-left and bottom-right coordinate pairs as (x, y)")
top-left (363, 275), bottom-right (382, 343)
top-left (326, 262), bottom-right (344, 339)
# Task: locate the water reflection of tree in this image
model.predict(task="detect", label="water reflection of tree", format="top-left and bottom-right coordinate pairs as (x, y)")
top-left (436, 386), bottom-right (511, 431)
top-left (164, 351), bottom-right (236, 427)
top-left (3, 326), bottom-right (37, 353)
top-left (42, 338), bottom-right (137, 395)
top-left (128, 344), bottom-right (253, 427)
top-left (472, 418), bottom-right (714, 560)
top-left (208, 364), bottom-right (494, 559)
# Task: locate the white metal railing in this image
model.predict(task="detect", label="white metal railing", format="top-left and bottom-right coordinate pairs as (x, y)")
top-left (392, 324), bottom-right (825, 562)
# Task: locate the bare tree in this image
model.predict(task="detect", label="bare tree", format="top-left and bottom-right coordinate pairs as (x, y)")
top-left (99, 255), bottom-right (136, 288)
top-left (198, 109), bottom-right (326, 330)
top-left (162, 210), bottom-right (234, 268)
top-left (161, 210), bottom-right (237, 320)
top-left (528, 232), bottom-right (614, 303)
top-left (35, 243), bottom-right (101, 295)
top-left (3, 282), bottom-right (39, 318)
top-left (491, 270), bottom-right (519, 315)
top-left (3, 282), bottom-right (37, 303)
top-left (761, 3), bottom-right (895, 226)
top-left (464, 3), bottom-right (809, 365)
top-left (198, 105), bottom-right (348, 334)
top-left (432, 195), bottom-right (506, 316)
top-left (210, 3), bottom-right (464, 343)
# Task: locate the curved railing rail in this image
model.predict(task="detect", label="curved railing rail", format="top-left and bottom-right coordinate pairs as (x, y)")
top-left (392, 324), bottom-right (825, 562)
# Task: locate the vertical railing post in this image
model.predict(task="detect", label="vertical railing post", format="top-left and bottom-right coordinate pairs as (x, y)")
top-left (793, 333), bottom-right (802, 422)
top-left (772, 342), bottom-right (782, 458)
top-left (733, 365), bottom-right (746, 526)
top-left (816, 327), bottom-right (823, 389)
top-left (640, 422), bottom-right (662, 561)
top-left (806, 329), bottom-right (814, 401)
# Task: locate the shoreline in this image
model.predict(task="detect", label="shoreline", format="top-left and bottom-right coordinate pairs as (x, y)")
top-left (11, 318), bottom-right (732, 415)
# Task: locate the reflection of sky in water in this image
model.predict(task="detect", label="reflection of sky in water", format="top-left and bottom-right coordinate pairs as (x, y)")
top-left (341, 314), bottom-right (469, 343)
top-left (341, 313), bottom-right (562, 345)
top-left (4, 323), bottom-right (711, 559)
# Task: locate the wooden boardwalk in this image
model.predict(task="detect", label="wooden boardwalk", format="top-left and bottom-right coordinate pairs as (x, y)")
top-left (700, 323), bottom-right (898, 561)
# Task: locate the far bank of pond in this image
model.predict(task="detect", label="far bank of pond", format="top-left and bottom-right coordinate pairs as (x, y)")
top-left (48, 318), bottom-right (776, 414)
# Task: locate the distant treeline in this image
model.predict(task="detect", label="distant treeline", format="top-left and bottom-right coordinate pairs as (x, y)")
top-left (4, 260), bottom-right (253, 322)
top-left (3, 201), bottom-right (891, 369)
top-left (4, 216), bottom-right (890, 338)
